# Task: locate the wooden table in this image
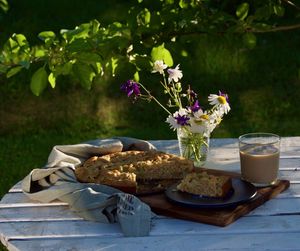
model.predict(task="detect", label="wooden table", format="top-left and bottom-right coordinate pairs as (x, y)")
top-left (1, 137), bottom-right (300, 251)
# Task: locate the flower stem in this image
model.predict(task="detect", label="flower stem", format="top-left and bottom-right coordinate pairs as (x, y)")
top-left (139, 83), bottom-right (172, 115)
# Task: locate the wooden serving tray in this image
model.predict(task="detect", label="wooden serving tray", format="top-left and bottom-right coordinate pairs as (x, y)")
top-left (138, 168), bottom-right (290, 227)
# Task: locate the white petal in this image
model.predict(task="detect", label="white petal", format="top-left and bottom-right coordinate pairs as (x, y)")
top-left (166, 115), bottom-right (180, 131)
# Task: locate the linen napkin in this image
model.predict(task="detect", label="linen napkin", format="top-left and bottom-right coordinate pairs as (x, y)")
top-left (22, 137), bottom-right (156, 237)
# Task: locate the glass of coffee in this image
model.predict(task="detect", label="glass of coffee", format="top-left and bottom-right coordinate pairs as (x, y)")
top-left (239, 133), bottom-right (280, 187)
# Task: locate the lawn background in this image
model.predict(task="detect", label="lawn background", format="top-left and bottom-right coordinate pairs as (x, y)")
top-left (0, 0), bottom-right (299, 236)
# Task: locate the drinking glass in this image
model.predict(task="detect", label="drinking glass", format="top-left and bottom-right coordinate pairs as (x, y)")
top-left (239, 133), bottom-right (280, 187)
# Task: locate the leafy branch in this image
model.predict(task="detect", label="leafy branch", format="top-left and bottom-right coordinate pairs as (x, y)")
top-left (0, 0), bottom-right (299, 96)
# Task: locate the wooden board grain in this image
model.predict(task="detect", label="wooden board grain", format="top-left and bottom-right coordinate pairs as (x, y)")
top-left (139, 169), bottom-right (290, 227)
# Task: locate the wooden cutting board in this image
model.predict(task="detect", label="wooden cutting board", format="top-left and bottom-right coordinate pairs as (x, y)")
top-left (138, 168), bottom-right (290, 227)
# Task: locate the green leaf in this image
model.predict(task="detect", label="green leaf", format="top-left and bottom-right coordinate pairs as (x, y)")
top-left (7, 37), bottom-right (19, 53)
top-left (13, 34), bottom-right (29, 49)
top-left (90, 19), bottom-right (100, 34)
top-left (252, 23), bottom-right (272, 31)
top-left (236, 3), bottom-right (249, 21)
top-left (38, 31), bottom-right (56, 41)
top-left (134, 71), bottom-right (139, 82)
top-left (137, 8), bottom-right (151, 26)
top-left (6, 66), bottom-right (23, 78)
top-left (66, 38), bottom-right (89, 52)
top-left (111, 57), bottom-right (118, 76)
top-left (273, 5), bottom-right (285, 17)
top-left (181, 50), bottom-right (188, 57)
top-left (75, 52), bottom-right (102, 64)
top-left (38, 31), bottom-right (56, 45)
top-left (55, 62), bottom-right (73, 76)
top-left (255, 6), bottom-right (272, 21)
top-left (243, 33), bottom-right (257, 49)
top-left (179, 0), bottom-right (189, 9)
top-left (92, 62), bottom-right (102, 74)
top-left (30, 67), bottom-right (48, 96)
top-left (73, 63), bottom-right (96, 90)
top-left (165, 0), bottom-right (174, 4)
top-left (48, 72), bottom-right (56, 88)
top-left (151, 43), bottom-right (173, 67)
top-left (0, 0), bottom-right (9, 12)
top-left (61, 23), bottom-right (90, 42)
top-left (33, 47), bottom-right (46, 57)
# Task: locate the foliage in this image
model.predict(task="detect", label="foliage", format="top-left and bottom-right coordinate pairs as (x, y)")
top-left (0, 0), bottom-right (299, 95)
top-left (0, 0), bottom-right (8, 13)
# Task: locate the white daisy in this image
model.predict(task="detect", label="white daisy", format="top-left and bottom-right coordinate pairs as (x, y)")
top-left (193, 109), bottom-right (208, 120)
top-left (210, 109), bottom-right (224, 122)
top-left (208, 92), bottom-right (231, 114)
top-left (166, 115), bottom-right (179, 131)
top-left (190, 110), bottom-right (210, 134)
top-left (152, 60), bottom-right (168, 74)
top-left (165, 108), bottom-right (189, 131)
top-left (190, 118), bottom-right (208, 134)
top-left (208, 94), bottom-right (219, 105)
top-left (167, 64), bottom-right (183, 83)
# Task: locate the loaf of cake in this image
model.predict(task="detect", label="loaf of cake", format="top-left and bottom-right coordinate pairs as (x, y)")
top-left (176, 172), bottom-right (232, 198)
top-left (75, 150), bottom-right (194, 194)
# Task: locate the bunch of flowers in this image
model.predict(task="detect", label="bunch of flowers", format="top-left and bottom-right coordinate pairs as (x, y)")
top-left (121, 60), bottom-right (230, 165)
top-left (121, 60), bottom-right (230, 136)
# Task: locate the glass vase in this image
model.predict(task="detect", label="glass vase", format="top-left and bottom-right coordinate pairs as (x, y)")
top-left (177, 127), bottom-right (210, 167)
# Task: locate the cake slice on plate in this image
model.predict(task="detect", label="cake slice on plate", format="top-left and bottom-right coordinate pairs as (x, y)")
top-left (176, 171), bottom-right (232, 198)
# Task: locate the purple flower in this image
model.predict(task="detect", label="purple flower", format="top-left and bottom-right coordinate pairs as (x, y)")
top-left (121, 80), bottom-right (141, 98)
top-left (190, 100), bottom-right (201, 112)
top-left (218, 91), bottom-right (229, 104)
top-left (175, 114), bottom-right (190, 126)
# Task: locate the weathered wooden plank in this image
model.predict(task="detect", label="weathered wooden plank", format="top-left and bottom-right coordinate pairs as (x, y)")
top-left (0, 220), bottom-right (122, 239)
top-left (5, 232), bottom-right (300, 251)
top-left (0, 206), bottom-right (82, 222)
top-left (247, 197), bottom-right (300, 216)
top-left (151, 137), bottom-right (300, 150)
top-left (0, 192), bottom-right (67, 207)
top-left (278, 183), bottom-right (300, 198)
top-left (2, 180), bottom-right (300, 208)
top-left (0, 197), bottom-right (299, 224)
top-left (279, 169), bottom-right (300, 181)
top-left (1, 215), bottom-right (300, 240)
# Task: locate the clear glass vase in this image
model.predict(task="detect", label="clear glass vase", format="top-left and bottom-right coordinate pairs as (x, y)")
top-left (177, 127), bottom-right (210, 167)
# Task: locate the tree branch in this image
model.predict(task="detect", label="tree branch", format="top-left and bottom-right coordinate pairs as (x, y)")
top-left (282, 0), bottom-right (300, 11)
top-left (252, 23), bottom-right (300, 33)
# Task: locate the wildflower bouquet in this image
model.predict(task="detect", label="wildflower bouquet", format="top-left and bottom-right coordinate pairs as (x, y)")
top-left (121, 60), bottom-right (230, 166)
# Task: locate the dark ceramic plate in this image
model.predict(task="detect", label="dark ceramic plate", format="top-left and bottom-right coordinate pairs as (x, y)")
top-left (165, 178), bottom-right (257, 208)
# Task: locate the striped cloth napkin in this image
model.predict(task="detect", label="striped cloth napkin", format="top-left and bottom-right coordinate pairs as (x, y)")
top-left (22, 137), bottom-right (156, 237)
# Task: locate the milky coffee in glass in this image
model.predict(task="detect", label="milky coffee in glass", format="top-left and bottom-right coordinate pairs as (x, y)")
top-left (239, 133), bottom-right (280, 186)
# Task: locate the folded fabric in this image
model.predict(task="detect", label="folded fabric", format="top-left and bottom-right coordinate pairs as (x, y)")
top-left (22, 137), bottom-right (156, 237)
